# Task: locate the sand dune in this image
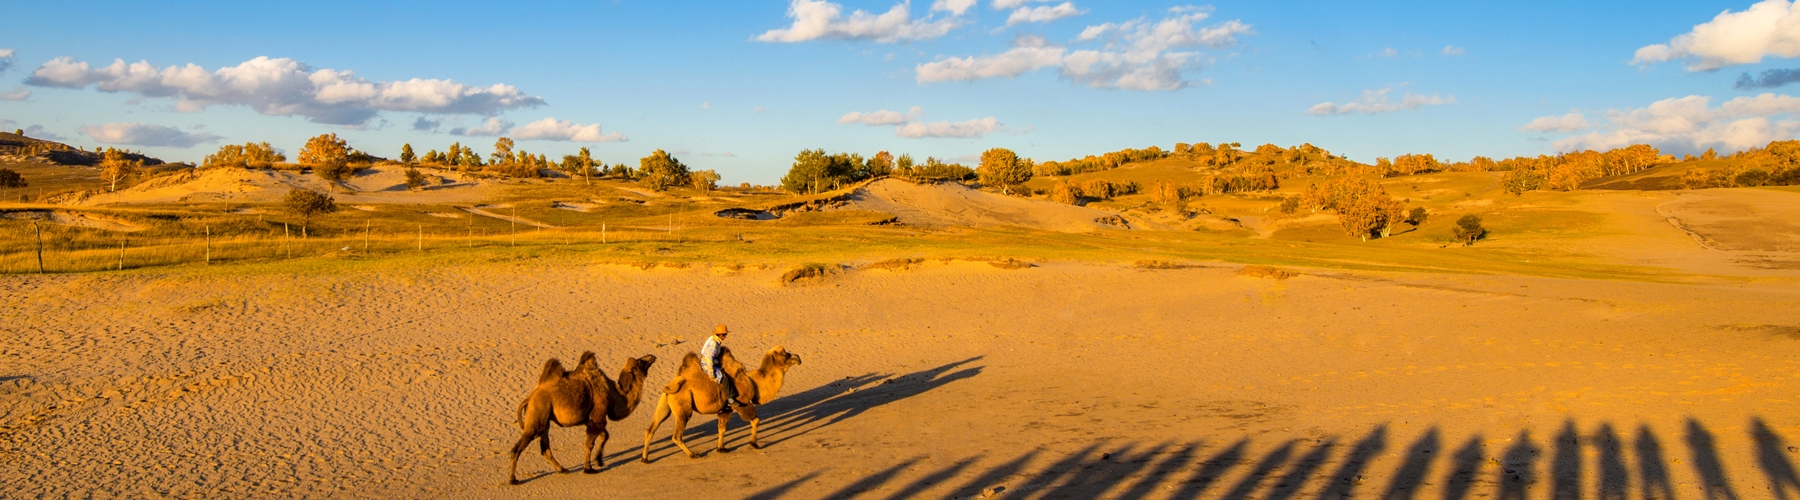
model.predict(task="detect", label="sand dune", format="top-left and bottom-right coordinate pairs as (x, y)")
top-left (77, 166), bottom-right (494, 206)
top-left (2, 262), bottom-right (1796, 498)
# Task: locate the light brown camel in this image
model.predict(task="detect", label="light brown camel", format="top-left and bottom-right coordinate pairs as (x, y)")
top-left (640, 346), bottom-right (802, 462)
top-left (508, 352), bottom-right (656, 485)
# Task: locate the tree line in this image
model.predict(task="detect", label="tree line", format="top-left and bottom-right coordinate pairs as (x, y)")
top-left (190, 135), bottom-right (722, 192)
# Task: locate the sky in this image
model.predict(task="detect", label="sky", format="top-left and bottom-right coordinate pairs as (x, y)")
top-left (4, 0), bottom-right (1800, 184)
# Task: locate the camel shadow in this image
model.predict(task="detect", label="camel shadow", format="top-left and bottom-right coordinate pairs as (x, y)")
top-left (630, 356), bottom-right (984, 463)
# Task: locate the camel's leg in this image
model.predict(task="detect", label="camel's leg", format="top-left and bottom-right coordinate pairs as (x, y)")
top-left (583, 424), bottom-right (607, 473)
top-left (670, 404), bottom-right (700, 459)
top-left (740, 406), bottom-right (763, 449)
top-left (540, 428), bottom-right (566, 473)
top-left (641, 395), bottom-right (672, 464)
top-left (715, 412), bottom-right (734, 453)
top-left (508, 428), bottom-right (538, 485)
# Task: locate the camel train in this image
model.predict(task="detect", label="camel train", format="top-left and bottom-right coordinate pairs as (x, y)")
top-left (507, 345), bottom-right (803, 485)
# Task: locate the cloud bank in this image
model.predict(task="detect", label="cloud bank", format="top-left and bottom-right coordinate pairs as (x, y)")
top-left (26, 56), bottom-right (544, 125)
top-left (1632, 0), bottom-right (1800, 71)
top-left (1519, 112), bottom-right (1591, 133)
top-left (511, 118), bottom-right (628, 142)
top-left (755, 0), bottom-right (963, 43)
top-left (837, 106), bottom-right (1007, 138)
top-left (918, 7), bottom-right (1251, 91)
top-left (1307, 87), bottom-right (1455, 115)
top-left (1532, 93), bottom-right (1800, 154)
top-left (79, 122), bottom-right (222, 148)
top-left (0, 49), bottom-right (15, 74)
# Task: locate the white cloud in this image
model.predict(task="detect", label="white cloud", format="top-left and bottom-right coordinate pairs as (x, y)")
top-left (22, 125), bottom-right (66, 141)
top-left (932, 0), bottom-right (976, 15)
top-left (836, 105), bottom-right (1008, 138)
top-left (0, 49), bottom-right (14, 74)
top-left (511, 118), bottom-right (627, 143)
top-left (1520, 112), bottom-right (1590, 133)
top-left (1632, 0), bottom-right (1800, 71)
top-left (699, 101), bottom-right (711, 110)
top-left (917, 35), bottom-right (1066, 82)
top-left (896, 117), bottom-right (1006, 138)
top-left (755, 0), bottom-right (963, 44)
top-left (1368, 47), bottom-right (1398, 58)
top-left (79, 122), bottom-right (222, 148)
top-left (25, 56), bottom-right (544, 125)
top-left (1308, 87), bottom-right (1455, 115)
top-left (923, 9), bottom-right (1250, 91)
top-left (839, 106), bottom-right (923, 125)
top-left (1006, 2), bottom-right (1083, 26)
top-left (449, 117), bottom-right (513, 137)
top-left (1545, 94), bottom-right (1800, 154)
top-left (0, 87), bottom-right (28, 101)
top-left (1443, 45), bottom-right (1466, 56)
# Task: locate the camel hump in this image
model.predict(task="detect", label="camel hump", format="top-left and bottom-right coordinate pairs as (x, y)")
top-left (679, 352), bottom-right (701, 370)
top-left (538, 358), bottom-right (566, 384)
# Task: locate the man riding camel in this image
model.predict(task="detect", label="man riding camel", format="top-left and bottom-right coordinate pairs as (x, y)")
top-left (700, 324), bottom-right (738, 412)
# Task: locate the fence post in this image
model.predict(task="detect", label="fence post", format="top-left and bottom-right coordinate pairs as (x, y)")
top-left (33, 221), bottom-right (44, 274)
top-left (417, 224), bottom-right (423, 252)
top-left (602, 223), bottom-right (607, 244)
top-left (511, 206), bottom-right (517, 247)
top-left (284, 223), bottom-right (290, 259)
top-left (205, 226), bottom-right (212, 265)
top-left (364, 220), bottom-right (371, 254)
top-left (118, 237), bottom-right (125, 271)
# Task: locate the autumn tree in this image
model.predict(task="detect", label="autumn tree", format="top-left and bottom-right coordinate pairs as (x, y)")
top-left (690, 169), bottom-right (721, 192)
top-left (283, 189), bottom-right (338, 238)
top-left (978, 147), bottom-right (1033, 194)
top-left (868, 151), bottom-right (896, 178)
top-left (491, 137), bottom-right (515, 165)
top-left (638, 149), bottom-right (691, 191)
top-left (300, 133), bottom-right (351, 182)
top-left (0, 168), bottom-right (25, 189)
top-left (782, 149), bottom-right (842, 194)
top-left (1048, 180), bottom-right (1082, 205)
top-left (399, 144), bottom-right (416, 165)
top-left (1452, 215), bottom-right (1486, 246)
top-left (203, 142), bottom-right (286, 169)
top-left (99, 148), bottom-right (142, 192)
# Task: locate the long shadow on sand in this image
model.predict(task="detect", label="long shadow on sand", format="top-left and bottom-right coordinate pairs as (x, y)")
top-left (630, 357), bottom-right (984, 463)
top-left (737, 417), bottom-right (1800, 500)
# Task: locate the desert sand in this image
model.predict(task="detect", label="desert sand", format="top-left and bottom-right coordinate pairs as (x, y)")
top-left (3, 258), bottom-right (1798, 499)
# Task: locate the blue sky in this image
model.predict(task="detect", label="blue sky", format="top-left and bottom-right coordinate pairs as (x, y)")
top-left (2, 0), bottom-right (1798, 183)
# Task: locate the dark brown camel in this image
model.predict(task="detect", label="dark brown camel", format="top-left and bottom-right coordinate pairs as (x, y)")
top-left (508, 352), bottom-right (656, 485)
top-left (641, 346), bottom-right (802, 462)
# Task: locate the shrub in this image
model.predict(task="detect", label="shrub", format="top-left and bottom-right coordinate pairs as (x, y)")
top-left (1406, 207), bottom-right (1429, 226)
top-left (403, 168), bottom-right (428, 190)
top-left (283, 189), bottom-right (338, 238)
top-left (1278, 197), bottom-right (1299, 214)
top-left (1048, 180), bottom-right (1082, 205)
top-left (1452, 214), bottom-right (1486, 246)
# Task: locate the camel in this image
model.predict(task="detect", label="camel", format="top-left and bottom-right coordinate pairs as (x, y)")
top-left (508, 352), bottom-right (657, 485)
top-left (641, 345), bottom-right (802, 462)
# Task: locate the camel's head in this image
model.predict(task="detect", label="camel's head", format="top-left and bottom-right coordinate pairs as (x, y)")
top-left (767, 346), bottom-right (802, 368)
top-left (628, 354), bottom-right (658, 375)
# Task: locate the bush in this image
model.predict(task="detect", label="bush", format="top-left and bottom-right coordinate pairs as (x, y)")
top-left (283, 189), bottom-right (338, 238)
top-left (403, 168), bottom-right (428, 190)
top-left (1451, 214), bottom-right (1486, 246)
top-left (1278, 197), bottom-right (1299, 214)
top-left (1048, 180), bottom-right (1082, 205)
top-left (1406, 207), bottom-right (1429, 226)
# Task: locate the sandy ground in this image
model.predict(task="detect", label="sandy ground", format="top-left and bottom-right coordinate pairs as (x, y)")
top-left (78, 166), bottom-right (497, 206)
top-left (840, 180), bottom-right (1159, 232)
top-left (3, 260), bottom-right (1798, 499)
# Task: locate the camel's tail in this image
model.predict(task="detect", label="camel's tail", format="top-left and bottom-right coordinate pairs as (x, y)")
top-left (538, 358), bottom-right (566, 384)
top-left (514, 396), bottom-right (528, 426)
